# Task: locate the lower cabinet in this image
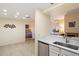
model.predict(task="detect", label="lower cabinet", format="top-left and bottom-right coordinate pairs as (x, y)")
top-left (50, 51), bottom-right (59, 56)
top-left (49, 45), bottom-right (79, 56)
top-left (49, 45), bottom-right (60, 56)
top-left (38, 42), bottom-right (79, 56)
top-left (60, 49), bottom-right (79, 56)
top-left (38, 41), bottom-right (49, 56)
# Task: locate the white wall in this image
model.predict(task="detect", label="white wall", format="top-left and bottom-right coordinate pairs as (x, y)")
top-left (35, 10), bottom-right (51, 55)
top-left (35, 10), bottom-right (51, 39)
top-left (0, 17), bottom-right (35, 46)
top-left (0, 18), bottom-right (25, 46)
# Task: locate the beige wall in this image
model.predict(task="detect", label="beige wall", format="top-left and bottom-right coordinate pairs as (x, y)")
top-left (0, 17), bottom-right (35, 46)
top-left (65, 13), bottom-right (79, 34)
top-left (59, 19), bottom-right (64, 34)
top-left (50, 19), bottom-right (59, 32)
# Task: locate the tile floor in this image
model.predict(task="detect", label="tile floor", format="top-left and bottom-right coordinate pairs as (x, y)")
top-left (0, 39), bottom-right (35, 56)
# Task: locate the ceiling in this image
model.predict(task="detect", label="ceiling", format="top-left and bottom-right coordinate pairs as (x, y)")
top-left (0, 3), bottom-right (52, 20)
top-left (44, 3), bottom-right (79, 18)
top-left (66, 8), bottom-right (79, 15)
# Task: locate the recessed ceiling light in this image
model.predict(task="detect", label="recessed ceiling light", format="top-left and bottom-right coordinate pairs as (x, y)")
top-left (16, 12), bottom-right (20, 15)
top-left (3, 13), bottom-right (7, 15)
top-left (3, 9), bottom-right (7, 12)
top-left (22, 17), bottom-right (26, 19)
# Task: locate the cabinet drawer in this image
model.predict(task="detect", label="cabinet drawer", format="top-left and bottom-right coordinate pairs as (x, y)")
top-left (49, 45), bottom-right (60, 52)
top-left (49, 49), bottom-right (59, 54)
top-left (49, 51), bottom-right (59, 56)
top-left (61, 49), bottom-right (79, 56)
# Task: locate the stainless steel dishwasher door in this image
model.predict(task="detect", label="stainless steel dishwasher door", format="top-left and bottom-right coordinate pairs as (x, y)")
top-left (38, 41), bottom-right (49, 56)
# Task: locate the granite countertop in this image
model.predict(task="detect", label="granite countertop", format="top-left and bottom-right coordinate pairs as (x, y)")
top-left (38, 35), bottom-right (79, 54)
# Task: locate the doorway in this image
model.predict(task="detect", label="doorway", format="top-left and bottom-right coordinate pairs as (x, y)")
top-left (25, 24), bottom-right (32, 41)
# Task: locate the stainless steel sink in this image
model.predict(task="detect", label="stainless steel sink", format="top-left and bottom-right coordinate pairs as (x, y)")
top-left (53, 41), bottom-right (79, 50)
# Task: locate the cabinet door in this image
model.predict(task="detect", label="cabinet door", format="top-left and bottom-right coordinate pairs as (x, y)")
top-left (49, 45), bottom-right (60, 52)
top-left (49, 45), bottom-right (60, 56)
top-left (49, 51), bottom-right (59, 56)
top-left (38, 41), bottom-right (49, 56)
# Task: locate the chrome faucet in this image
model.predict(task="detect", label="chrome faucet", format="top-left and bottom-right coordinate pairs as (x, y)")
top-left (65, 37), bottom-right (69, 43)
top-left (64, 33), bottom-right (69, 43)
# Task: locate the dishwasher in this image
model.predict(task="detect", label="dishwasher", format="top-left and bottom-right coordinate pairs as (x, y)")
top-left (38, 41), bottom-right (49, 56)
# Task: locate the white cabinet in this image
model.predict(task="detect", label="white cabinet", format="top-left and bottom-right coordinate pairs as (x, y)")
top-left (61, 49), bottom-right (79, 56)
top-left (49, 45), bottom-right (60, 52)
top-left (49, 51), bottom-right (59, 56)
top-left (49, 45), bottom-right (60, 56)
top-left (38, 41), bottom-right (49, 56)
top-left (49, 45), bottom-right (79, 56)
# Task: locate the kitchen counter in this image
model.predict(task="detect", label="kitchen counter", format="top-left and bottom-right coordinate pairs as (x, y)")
top-left (38, 35), bottom-right (79, 55)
